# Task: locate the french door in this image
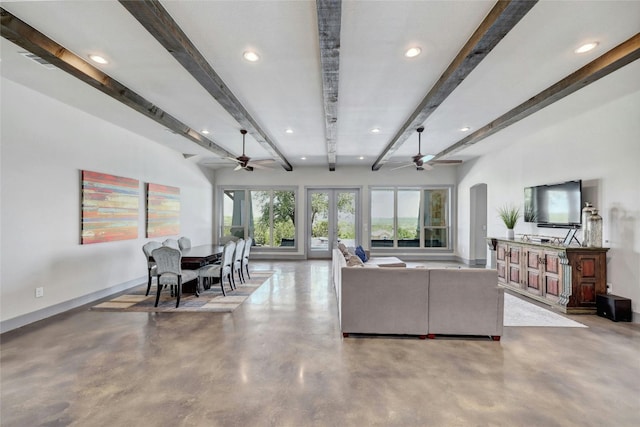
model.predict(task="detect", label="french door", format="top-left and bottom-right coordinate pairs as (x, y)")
top-left (306, 188), bottom-right (359, 259)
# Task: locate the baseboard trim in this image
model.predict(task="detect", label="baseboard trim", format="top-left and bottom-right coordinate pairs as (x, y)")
top-left (1, 276), bottom-right (145, 334)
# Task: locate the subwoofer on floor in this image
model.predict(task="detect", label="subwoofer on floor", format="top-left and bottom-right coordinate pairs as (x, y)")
top-left (596, 294), bottom-right (632, 322)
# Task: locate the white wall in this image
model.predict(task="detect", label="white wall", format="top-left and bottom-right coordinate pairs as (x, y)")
top-left (456, 61), bottom-right (640, 318)
top-left (1, 78), bottom-right (215, 331)
top-left (213, 165), bottom-right (458, 258)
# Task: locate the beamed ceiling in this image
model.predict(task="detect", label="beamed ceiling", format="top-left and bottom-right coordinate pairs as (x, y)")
top-left (1, 1), bottom-right (639, 172)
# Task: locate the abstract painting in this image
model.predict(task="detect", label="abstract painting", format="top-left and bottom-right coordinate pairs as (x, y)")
top-left (81, 170), bottom-right (139, 244)
top-left (146, 183), bottom-right (180, 237)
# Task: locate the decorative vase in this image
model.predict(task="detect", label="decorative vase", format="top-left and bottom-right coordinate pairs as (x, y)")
top-left (506, 229), bottom-right (515, 240)
top-left (581, 202), bottom-right (595, 247)
top-left (585, 209), bottom-right (603, 248)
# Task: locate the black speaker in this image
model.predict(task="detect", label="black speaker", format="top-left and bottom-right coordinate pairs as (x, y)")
top-left (596, 294), bottom-right (632, 322)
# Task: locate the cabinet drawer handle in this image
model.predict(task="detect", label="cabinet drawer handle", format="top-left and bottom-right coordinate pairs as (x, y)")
top-left (576, 264), bottom-right (582, 272)
top-left (537, 256), bottom-right (546, 265)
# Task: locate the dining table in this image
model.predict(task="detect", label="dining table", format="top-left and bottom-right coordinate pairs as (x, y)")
top-left (179, 244), bottom-right (224, 293)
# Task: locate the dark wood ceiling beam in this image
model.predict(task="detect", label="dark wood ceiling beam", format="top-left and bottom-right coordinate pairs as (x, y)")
top-left (0, 7), bottom-right (237, 160)
top-left (119, 0), bottom-right (293, 171)
top-left (372, 0), bottom-right (537, 171)
top-left (430, 33), bottom-right (640, 161)
top-left (316, 0), bottom-right (342, 171)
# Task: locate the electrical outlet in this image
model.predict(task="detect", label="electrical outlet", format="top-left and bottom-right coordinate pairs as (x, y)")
top-left (607, 283), bottom-right (613, 294)
top-left (35, 287), bottom-right (44, 298)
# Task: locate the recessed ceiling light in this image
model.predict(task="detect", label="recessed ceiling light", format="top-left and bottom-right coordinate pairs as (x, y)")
top-left (575, 42), bottom-right (599, 54)
top-left (88, 54), bottom-right (108, 64)
top-left (359, 156), bottom-right (364, 160)
top-left (201, 129), bottom-right (210, 135)
top-left (404, 47), bottom-right (422, 58)
top-left (301, 157), bottom-right (307, 160)
top-left (285, 128), bottom-right (293, 134)
top-left (370, 128), bottom-right (381, 133)
top-left (460, 126), bottom-right (471, 132)
top-left (243, 51), bottom-right (260, 62)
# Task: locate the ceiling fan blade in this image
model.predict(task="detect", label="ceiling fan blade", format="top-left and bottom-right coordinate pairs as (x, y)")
top-left (251, 159), bottom-right (276, 165)
top-left (247, 162), bottom-right (272, 170)
top-left (390, 163), bottom-right (415, 171)
top-left (432, 160), bottom-right (463, 165)
top-left (226, 156), bottom-right (242, 163)
top-left (234, 164), bottom-right (243, 171)
top-left (421, 163), bottom-right (434, 171)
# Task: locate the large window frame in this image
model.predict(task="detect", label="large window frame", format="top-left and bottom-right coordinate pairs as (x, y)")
top-left (219, 186), bottom-right (298, 250)
top-left (369, 185), bottom-right (454, 251)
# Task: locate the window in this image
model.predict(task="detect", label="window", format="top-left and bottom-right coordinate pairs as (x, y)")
top-left (370, 186), bottom-right (452, 250)
top-left (220, 187), bottom-right (296, 248)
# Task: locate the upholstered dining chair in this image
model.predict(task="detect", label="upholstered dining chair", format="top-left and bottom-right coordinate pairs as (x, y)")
top-left (151, 246), bottom-right (198, 308)
top-left (242, 237), bottom-right (253, 281)
top-left (198, 240), bottom-right (236, 297)
top-left (142, 241), bottom-right (162, 296)
top-left (162, 238), bottom-right (180, 250)
top-left (178, 236), bottom-right (191, 250)
top-left (232, 238), bottom-right (246, 286)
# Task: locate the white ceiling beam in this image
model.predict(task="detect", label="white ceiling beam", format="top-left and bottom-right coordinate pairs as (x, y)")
top-left (316, 0), bottom-right (342, 171)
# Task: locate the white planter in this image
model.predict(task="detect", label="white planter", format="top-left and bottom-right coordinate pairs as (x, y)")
top-left (506, 229), bottom-right (515, 239)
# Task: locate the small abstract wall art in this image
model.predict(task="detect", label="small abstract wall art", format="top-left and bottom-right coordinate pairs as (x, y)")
top-left (81, 170), bottom-right (139, 244)
top-left (146, 183), bottom-right (180, 238)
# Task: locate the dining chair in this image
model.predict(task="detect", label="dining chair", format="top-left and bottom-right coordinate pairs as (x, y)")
top-left (232, 238), bottom-right (246, 285)
top-left (198, 240), bottom-right (236, 297)
top-left (142, 241), bottom-right (162, 296)
top-left (178, 236), bottom-right (191, 250)
top-left (151, 246), bottom-right (198, 308)
top-left (162, 238), bottom-right (180, 250)
top-left (242, 237), bottom-right (253, 281)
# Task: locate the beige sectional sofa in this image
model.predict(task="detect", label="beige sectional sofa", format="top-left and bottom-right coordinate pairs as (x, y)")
top-left (332, 249), bottom-right (504, 340)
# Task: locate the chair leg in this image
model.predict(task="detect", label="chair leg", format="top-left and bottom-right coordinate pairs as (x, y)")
top-left (244, 263), bottom-right (250, 280)
top-left (176, 278), bottom-right (182, 308)
top-left (146, 269), bottom-right (153, 296)
top-left (219, 271), bottom-right (226, 297)
top-left (230, 271), bottom-right (236, 290)
top-left (155, 281), bottom-right (162, 307)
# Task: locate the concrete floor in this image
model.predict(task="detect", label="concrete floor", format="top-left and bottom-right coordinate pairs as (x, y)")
top-left (1, 260), bottom-right (639, 426)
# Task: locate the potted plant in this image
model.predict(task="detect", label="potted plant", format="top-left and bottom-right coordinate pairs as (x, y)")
top-left (498, 204), bottom-right (520, 239)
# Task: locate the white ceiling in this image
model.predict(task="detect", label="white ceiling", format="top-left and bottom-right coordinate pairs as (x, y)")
top-left (1, 0), bottom-right (639, 170)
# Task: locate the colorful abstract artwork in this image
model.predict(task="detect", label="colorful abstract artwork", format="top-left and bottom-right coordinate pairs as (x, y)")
top-left (146, 183), bottom-right (180, 238)
top-left (81, 170), bottom-right (139, 244)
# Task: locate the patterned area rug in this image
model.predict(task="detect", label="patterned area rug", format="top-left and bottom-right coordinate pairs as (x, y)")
top-left (92, 270), bottom-right (274, 313)
top-left (504, 293), bottom-right (587, 327)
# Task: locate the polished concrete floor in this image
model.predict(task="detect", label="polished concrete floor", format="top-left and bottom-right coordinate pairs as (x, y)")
top-left (1, 260), bottom-right (639, 426)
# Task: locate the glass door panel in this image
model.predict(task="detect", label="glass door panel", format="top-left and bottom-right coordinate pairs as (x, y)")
top-left (307, 189), bottom-right (359, 258)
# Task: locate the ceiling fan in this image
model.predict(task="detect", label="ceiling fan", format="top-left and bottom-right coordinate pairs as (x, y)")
top-left (228, 129), bottom-right (274, 171)
top-left (390, 126), bottom-right (462, 171)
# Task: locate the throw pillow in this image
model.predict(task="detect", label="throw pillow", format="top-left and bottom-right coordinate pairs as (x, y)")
top-left (355, 245), bottom-right (368, 263)
top-left (347, 254), bottom-right (364, 267)
top-left (338, 243), bottom-right (350, 258)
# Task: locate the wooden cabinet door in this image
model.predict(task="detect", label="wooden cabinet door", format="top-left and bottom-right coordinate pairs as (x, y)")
top-left (496, 242), bottom-right (508, 285)
top-left (507, 245), bottom-right (523, 289)
top-left (568, 252), bottom-right (607, 307)
top-left (524, 249), bottom-right (543, 295)
top-left (543, 251), bottom-right (561, 299)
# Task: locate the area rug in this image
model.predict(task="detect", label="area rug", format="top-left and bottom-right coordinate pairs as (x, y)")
top-left (503, 293), bottom-right (587, 328)
top-left (92, 270), bottom-right (274, 313)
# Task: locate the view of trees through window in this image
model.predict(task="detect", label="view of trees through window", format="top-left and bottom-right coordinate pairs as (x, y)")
top-left (222, 188), bottom-right (296, 247)
top-left (371, 187), bottom-right (450, 249)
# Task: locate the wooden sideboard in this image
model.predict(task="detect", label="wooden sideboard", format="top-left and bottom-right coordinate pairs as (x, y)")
top-left (488, 238), bottom-right (608, 314)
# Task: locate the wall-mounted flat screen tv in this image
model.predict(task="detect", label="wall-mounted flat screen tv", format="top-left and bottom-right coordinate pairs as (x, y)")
top-left (524, 180), bottom-right (582, 228)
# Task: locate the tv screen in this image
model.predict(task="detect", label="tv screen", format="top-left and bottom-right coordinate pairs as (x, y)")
top-left (524, 180), bottom-right (582, 228)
